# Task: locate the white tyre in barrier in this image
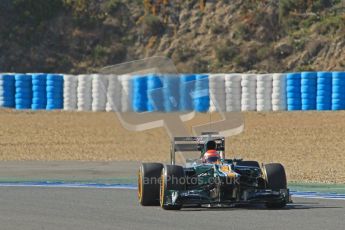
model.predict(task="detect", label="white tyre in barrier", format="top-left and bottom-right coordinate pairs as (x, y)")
top-left (118, 74), bottom-right (132, 112)
top-left (106, 74), bottom-right (122, 112)
top-left (77, 74), bottom-right (92, 111)
top-left (63, 74), bottom-right (78, 110)
top-left (257, 74), bottom-right (272, 81)
top-left (272, 73), bottom-right (286, 81)
top-left (272, 98), bottom-right (287, 105)
top-left (256, 87), bottom-right (272, 94)
top-left (91, 74), bottom-right (108, 112)
top-left (256, 94), bottom-right (270, 100)
top-left (241, 80), bottom-right (256, 87)
top-left (271, 73), bottom-right (287, 111)
top-left (225, 74), bottom-right (242, 82)
top-left (209, 74), bottom-right (226, 112)
top-left (225, 86), bottom-right (242, 95)
top-left (272, 80), bottom-right (286, 88)
top-left (226, 106), bottom-right (241, 112)
top-left (272, 94), bottom-right (285, 100)
top-left (241, 87), bottom-right (255, 95)
top-left (257, 81), bottom-right (272, 89)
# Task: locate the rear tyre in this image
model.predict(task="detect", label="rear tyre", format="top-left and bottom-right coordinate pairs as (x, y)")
top-left (263, 163), bottom-right (287, 209)
top-left (138, 163), bottom-right (163, 206)
top-left (160, 165), bottom-right (185, 210)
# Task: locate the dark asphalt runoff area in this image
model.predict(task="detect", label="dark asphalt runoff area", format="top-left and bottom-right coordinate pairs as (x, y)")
top-left (0, 187), bottom-right (344, 230)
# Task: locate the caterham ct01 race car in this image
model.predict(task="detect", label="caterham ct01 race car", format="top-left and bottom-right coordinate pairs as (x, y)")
top-left (138, 133), bottom-right (290, 210)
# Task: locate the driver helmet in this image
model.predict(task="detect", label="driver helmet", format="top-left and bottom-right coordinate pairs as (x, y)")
top-left (202, 150), bottom-right (220, 164)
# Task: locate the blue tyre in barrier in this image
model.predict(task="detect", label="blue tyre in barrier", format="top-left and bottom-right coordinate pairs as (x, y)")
top-left (15, 92), bottom-right (32, 98)
top-left (32, 85), bottom-right (47, 91)
top-left (15, 98), bottom-right (31, 104)
top-left (0, 80), bottom-right (15, 87)
top-left (301, 79), bottom-right (317, 85)
top-left (286, 73), bottom-right (301, 111)
top-left (332, 99), bottom-right (344, 104)
top-left (45, 74), bottom-right (63, 110)
top-left (32, 104), bottom-right (46, 110)
top-left (46, 86), bottom-right (63, 93)
top-left (318, 76), bottom-right (332, 85)
top-left (300, 72), bottom-right (317, 110)
top-left (302, 104), bottom-right (316, 110)
top-left (15, 81), bottom-right (31, 88)
top-left (286, 73), bottom-right (301, 80)
top-left (15, 74), bottom-right (31, 81)
top-left (46, 80), bottom-right (63, 86)
top-left (332, 79), bottom-right (345, 86)
top-left (1, 101), bottom-right (15, 107)
top-left (0, 74), bottom-right (14, 81)
top-left (15, 87), bottom-right (32, 94)
top-left (47, 91), bottom-right (63, 99)
top-left (0, 73), bottom-right (15, 109)
top-left (332, 87), bottom-right (345, 94)
top-left (194, 74), bottom-right (209, 112)
top-left (286, 85), bottom-right (301, 92)
top-left (147, 74), bottom-right (163, 112)
top-left (132, 75), bottom-right (148, 112)
top-left (332, 72), bottom-right (345, 110)
top-left (163, 75), bottom-right (180, 112)
top-left (317, 84), bottom-right (332, 91)
top-left (31, 74), bottom-right (47, 110)
top-left (316, 72), bottom-right (332, 111)
top-left (317, 97), bottom-right (331, 103)
top-left (180, 74), bottom-right (196, 112)
top-left (332, 104), bottom-right (344, 110)
top-left (1, 89), bottom-right (15, 96)
top-left (33, 91), bottom-right (46, 98)
top-left (15, 74), bottom-right (32, 109)
top-left (32, 98), bottom-right (47, 104)
top-left (32, 80), bottom-right (46, 86)
top-left (317, 104), bottom-right (331, 110)
top-left (287, 92), bottom-right (301, 98)
top-left (301, 86), bottom-right (316, 93)
top-left (301, 93), bottom-right (315, 99)
top-left (287, 105), bottom-right (302, 111)
top-left (47, 74), bottom-right (63, 81)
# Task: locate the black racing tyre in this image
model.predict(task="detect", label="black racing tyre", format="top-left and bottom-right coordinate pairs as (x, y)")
top-left (138, 163), bottom-right (163, 206)
top-left (263, 163), bottom-right (287, 209)
top-left (160, 165), bottom-right (185, 210)
top-left (237, 160), bottom-right (260, 168)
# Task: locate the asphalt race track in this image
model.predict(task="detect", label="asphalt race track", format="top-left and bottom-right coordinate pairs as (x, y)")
top-left (0, 187), bottom-right (344, 230)
top-left (0, 162), bottom-right (344, 230)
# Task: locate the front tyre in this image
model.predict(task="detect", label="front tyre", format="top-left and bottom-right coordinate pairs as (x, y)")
top-left (138, 163), bottom-right (163, 206)
top-left (263, 163), bottom-right (287, 209)
top-left (160, 165), bottom-right (185, 210)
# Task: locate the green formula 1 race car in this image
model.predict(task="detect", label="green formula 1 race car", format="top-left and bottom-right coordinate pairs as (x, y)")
top-left (138, 133), bottom-right (291, 210)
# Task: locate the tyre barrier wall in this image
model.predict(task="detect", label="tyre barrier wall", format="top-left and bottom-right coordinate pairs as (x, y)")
top-left (0, 72), bottom-right (345, 112)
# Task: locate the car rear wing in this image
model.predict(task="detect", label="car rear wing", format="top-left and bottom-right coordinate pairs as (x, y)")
top-left (170, 134), bottom-right (225, 165)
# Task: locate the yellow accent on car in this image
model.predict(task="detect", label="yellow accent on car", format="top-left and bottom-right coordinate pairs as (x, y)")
top-left (138, 169), bottom-right (143, 203)
top-left (226, 172), bottom-right (237, 178)
top-left (220, 165), bottom-right (230, 172)
top-left (160, 170), bottom-right (165, 207)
